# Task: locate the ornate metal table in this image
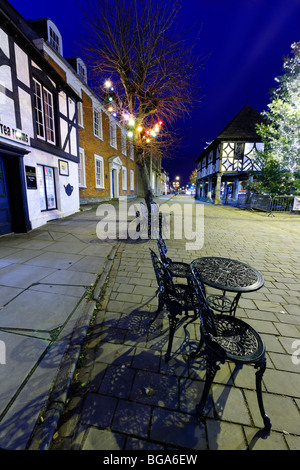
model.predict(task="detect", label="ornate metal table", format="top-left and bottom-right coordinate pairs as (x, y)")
top-left (191, 257), bottom-right (264, 315)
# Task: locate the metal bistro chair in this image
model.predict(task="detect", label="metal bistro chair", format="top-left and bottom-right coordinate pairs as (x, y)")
top-left (190, 263), bottom-right (272, 431)
top-left (149, 248), bottom-right (199, 362)
top-left (156, 237), bottom-right (191, 283)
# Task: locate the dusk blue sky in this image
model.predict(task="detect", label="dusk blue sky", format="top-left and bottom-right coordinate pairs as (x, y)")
top-left (9, 0), bottom-right (300, 184)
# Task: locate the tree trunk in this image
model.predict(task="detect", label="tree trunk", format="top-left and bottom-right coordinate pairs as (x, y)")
top-left (136, 158), bottom-right (154, 212)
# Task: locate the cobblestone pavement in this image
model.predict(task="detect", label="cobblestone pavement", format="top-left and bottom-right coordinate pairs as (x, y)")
top-left (50, 197), bottom-right (300, 451)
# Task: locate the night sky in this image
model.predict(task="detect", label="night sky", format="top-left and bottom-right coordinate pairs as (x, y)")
top-left (9, 0), bottom-right (300, 185)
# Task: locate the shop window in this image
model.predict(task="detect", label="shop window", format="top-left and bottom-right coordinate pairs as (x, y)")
top-left (37, 164), bottom-right (57, 211)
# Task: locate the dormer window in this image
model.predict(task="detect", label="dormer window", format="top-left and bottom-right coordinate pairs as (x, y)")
top-left (47, 20), bottom-right (63, 55)
top-left (78, 63), bottom-right (86, 81)
top-left (76, 59), bottom-right (87, 83)
top-left (49, 27), bottom-right (60, 52)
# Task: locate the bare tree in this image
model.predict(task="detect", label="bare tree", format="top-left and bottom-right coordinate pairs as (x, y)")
top-left (77, 0), bottom-right (203, 208)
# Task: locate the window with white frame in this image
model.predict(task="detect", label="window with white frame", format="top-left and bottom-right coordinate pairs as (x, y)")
top-left (122, 166), bottom-right (127, 190)
top-left (78, 147), bottom-right (86, 187)
top-left (93, 109), bottom-right (103, 139)
top-left (122, 130), bottom-right (127, 155)
top-left (130, 169), bottom-right (134, 191)
top-left (130, 142), bottom-right (134, 161)
top-left (110, 120), bottom-right (117, 149)
top-left (33, 78), bottom-right (56, 144)
top-left (78, 101), bottom-right (83, 127)
top-left (95, 155), bottom-right (104, 189)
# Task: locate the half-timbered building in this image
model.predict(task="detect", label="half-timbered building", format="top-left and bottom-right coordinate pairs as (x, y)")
top-left (195, 105), bottom-right (265, 204)
top-left (0, 0), bottom-right (81, 234)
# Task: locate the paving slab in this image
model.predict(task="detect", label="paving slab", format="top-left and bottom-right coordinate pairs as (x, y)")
top-left (0, 331), bottom-right (49, 416)
top-left (0, 289), bottom-right (80, 330)
top-left (0, 264), bottom-right (56, 288)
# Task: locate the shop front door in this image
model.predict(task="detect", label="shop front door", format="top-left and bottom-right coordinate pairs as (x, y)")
top-left (0, 157), bottom-right (12, 235)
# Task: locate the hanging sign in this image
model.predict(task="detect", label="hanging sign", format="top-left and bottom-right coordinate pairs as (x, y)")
top-left (0, 122), bottom-right (29, 145)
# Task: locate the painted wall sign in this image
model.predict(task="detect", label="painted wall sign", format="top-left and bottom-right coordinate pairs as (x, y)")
top-left (64, 183), bottom-right (74, 196)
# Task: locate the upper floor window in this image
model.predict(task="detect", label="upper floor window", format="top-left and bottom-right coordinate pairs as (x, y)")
top-left (33, 78), bottom-right (56, 145)
top-left (78, 62), bottom-right (87, 82)
top-left (94, 109), bottom-right (103, 139)
top-left (130, 142), bottom-right (134, 161)
top-left (122, 131), bottom-right (127, 155)
top-left (110, 121), bottom-right (117, 149)
top-left (78, 102), bottom-right (83, 127)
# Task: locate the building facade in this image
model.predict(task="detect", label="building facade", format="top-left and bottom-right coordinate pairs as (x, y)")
top-left (195, 105), bottom-right (264, 205)
top-left (28, 18), bottom-right (137, 205)
top-left (0, 1), bottom-right (81, 235)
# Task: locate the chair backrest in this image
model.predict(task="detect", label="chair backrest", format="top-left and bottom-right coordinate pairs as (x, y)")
top-left (156, 237), bottom-right (170, 264)
top-left (190, 263), bottom-right (217, 337)
top-left (149, 248), bottom-right (176, 297)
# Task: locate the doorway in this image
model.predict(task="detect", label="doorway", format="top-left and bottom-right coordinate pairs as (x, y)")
top-left (0, 156), bottom-right (12, 235)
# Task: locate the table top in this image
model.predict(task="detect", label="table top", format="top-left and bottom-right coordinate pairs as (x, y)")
top-left (191, 257), bottom-right (264, 293)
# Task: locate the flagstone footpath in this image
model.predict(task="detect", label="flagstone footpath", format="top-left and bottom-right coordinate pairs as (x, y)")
top-left (44, 196), bottom-right (300, 451)
top-left (0, 196), bottom-right (299, 451)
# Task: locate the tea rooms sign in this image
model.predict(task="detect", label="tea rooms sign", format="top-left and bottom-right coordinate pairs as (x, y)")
top-left (0, 122), bottom-right (29, 145)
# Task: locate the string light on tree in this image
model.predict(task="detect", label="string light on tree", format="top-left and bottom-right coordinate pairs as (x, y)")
top-left (101, 78), bottom-right (164, 147)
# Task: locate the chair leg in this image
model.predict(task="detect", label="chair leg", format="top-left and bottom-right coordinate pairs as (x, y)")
top-left (196, 354), bottom-right (220, 416)
top-left (165, 312), bottom-right (178, 362)
top-left (255, 357), bottom-right (272, 431)
top-left (149, 295), bottom-right (164, 325)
